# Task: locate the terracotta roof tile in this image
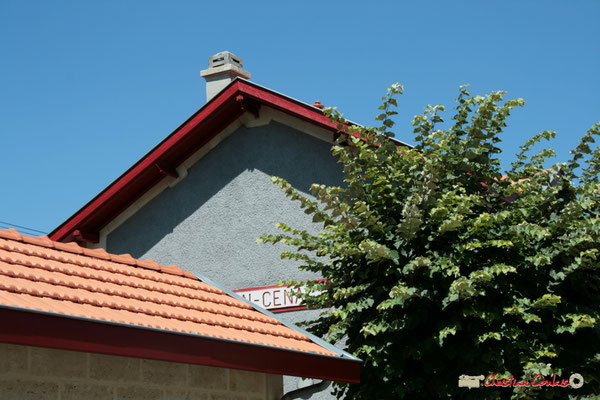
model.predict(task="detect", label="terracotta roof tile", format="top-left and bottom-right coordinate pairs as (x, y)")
top-left (0, 229), bottom-right (337, 357)
top-left (81, 247), bottom-right (111, 260)
top-left (108, 253), bottom-right (136, 264)
top-left (0, 228), bottom-right (22, 241)
top-left (21, 235), bottom-right (55, 248)
top-left (134, 258), bottom-right (161, 270)
top-left (160, 264), bottom-right (185, 276)
top-left (52, 240), bottom-right (83, 254)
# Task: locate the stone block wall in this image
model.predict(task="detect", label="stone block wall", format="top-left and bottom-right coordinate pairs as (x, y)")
top-left (0, 343), bottom-right (283, 400)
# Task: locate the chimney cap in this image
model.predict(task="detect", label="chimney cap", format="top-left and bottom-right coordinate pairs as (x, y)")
top-left (200, 51), bottom-right (251, 80)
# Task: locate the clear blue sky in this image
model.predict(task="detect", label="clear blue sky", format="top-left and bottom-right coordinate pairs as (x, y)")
top-left (1, 1), bottom-right (598, 235)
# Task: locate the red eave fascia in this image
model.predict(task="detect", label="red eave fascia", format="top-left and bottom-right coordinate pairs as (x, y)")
top-left (49, 80), bottom-right (345, 243)
top-left (0, 306), bottom-right (360, 383)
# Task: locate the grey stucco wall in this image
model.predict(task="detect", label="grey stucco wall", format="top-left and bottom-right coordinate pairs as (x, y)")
top-left (107, 121), bottom-right (343, 290)
top-left (106, 121), bottom-right (347, 399)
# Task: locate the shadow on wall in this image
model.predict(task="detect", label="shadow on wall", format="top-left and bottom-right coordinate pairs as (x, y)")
top-left (106, 121), bottom-right (344, 260)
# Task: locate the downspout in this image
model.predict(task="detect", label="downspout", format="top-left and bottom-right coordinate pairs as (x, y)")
top-left (281, 380), bottom-right (331, 400)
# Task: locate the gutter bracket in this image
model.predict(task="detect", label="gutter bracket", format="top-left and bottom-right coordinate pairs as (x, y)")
top-left (72, 229), bottom-right (100, 244)
top-left (154, 163), bottom-right (178, 179)
top-left (236, 94), bottom-right (260, 118)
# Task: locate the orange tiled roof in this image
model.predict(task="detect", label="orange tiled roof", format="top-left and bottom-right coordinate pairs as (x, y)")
top-left (0, 228), bottom-right (336, 357)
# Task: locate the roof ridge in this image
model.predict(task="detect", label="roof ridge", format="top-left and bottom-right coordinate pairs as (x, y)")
top-left (0, 228), bottom-right (194, 280)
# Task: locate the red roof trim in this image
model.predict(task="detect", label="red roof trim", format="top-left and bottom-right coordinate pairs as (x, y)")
top-left (239, 83), bottom-right (338, 130)
top-left (0, 306), bottom-right (360, 383)
top-left (49, 80), bottom-right (342, 243)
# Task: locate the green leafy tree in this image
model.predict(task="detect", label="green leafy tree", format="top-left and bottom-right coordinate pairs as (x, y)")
top-left (259, 84), bottom-right (600, 399)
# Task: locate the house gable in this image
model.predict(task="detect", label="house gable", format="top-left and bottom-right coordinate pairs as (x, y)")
top-left (105, 120), bottom-right (344, 290)
top-left (49, 79), bottom-right (346, 244)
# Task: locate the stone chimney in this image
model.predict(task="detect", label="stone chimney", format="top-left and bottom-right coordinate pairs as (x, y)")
top-left (200, 51), bottom-right (251, 102)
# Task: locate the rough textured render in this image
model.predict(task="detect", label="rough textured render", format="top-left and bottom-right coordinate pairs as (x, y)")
top-left (0, 343), bottom-right (282, 400)
top-left (106, 121), bottom-right (344, 291)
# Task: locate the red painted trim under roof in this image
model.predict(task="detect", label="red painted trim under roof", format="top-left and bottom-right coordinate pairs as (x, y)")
top-left (0, 306), bottom-right (360, 383)
top-left (49, 80), bottom-right (347, 243)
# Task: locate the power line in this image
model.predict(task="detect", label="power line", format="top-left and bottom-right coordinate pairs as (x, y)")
top-left (0, 220), bottom-right (49, 235)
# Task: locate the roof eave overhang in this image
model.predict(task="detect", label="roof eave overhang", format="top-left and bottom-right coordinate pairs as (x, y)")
top-left (49, 79), bottom-right (343, 243)
top-left (0, 306), bottom-right (360, 383)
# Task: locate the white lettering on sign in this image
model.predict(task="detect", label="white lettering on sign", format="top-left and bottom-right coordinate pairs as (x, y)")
top-left (233, 285), bottom-right (306, 312)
